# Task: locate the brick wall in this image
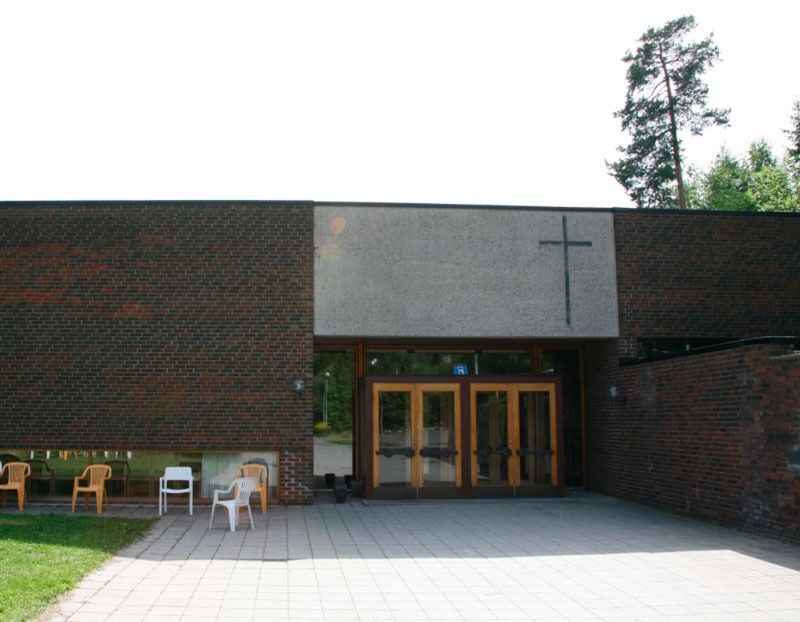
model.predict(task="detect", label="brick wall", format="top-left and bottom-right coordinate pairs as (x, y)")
top-left (585, 341), bottom-right (800, 541)
top-left (0, 203), bottom-right (314, 504)
top-left (743, 349), bottom-right (800, 538)
top-left (585, 210), bottom-right (800, 540)
top-left (613, 210), bottom-right (800, 356)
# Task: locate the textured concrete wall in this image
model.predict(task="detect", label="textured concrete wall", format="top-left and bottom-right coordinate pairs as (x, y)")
top-left (315, 206), bottom-right (619, 338)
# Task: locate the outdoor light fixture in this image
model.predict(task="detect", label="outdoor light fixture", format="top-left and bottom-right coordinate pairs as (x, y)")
top-left (292, 378), bottom-right (306, 393)
top-left (609, 385), bottom-right (627, 404)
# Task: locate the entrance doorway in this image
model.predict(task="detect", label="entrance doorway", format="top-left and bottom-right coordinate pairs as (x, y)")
top-left (471, 383), bottom-right (558, 497)
top-left (369, 383), bottom-right (462, 498)
top-left (364, 377), bottom-right (562, 499)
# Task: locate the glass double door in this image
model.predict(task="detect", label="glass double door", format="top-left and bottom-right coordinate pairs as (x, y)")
top-left (470, 383), bottom-right (558, 495)
top-left (367, 379), bottom-right (561, 498)
top-left (371, 383), bottom-right (461, 497)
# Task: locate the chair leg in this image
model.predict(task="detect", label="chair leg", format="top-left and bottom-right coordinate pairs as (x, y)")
top-left (261, 489), bottom-right (267, 514)
top-left (71, 488), bottom-right (78, 512)
top-left (158, 490), bottom-right (162, 516)
top-left (18, 488), bottom-right (24, 512)
top-left (228, 506), bottom-right (236, 533)
top-left (189, 487), bottom-right (193, 516)
top-left (247, 505), bottom-right (254, 530)
top-left (96, 490), bottom-right (103, 514)
top-left (209, 503), bottom-right (215, 530)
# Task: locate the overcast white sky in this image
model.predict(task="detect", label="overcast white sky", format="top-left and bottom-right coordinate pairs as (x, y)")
top-left (1, 1), bottom-right (798, 207)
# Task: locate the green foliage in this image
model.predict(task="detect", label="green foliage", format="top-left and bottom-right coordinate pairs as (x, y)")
top-left (690, 141), bottom-right (798, 212)
top-left (608, 15), bottom-right (729, 209)
top-left (313, 352), bottom-right (355, 434)
top-left (704, 149), bottom-right (756, 211)
top-left (786, 99), bottom-right (800, 184)
top-left (0, 515), bottom-right (153, 622)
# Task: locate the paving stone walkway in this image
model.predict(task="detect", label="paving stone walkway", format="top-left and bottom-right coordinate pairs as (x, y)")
top-left (13, 492), bottom-right (800, 621)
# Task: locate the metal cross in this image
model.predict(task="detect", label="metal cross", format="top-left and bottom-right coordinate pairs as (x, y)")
top-left (539, 216), bottom-right (593, 326)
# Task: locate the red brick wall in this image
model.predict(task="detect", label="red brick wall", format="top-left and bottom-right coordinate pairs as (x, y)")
top-left (0, 203), bottom-right (314, 504)
top-left (613, 211), bottom-right (800, 356)
top-left (585, 341), bottom-right (800, 541)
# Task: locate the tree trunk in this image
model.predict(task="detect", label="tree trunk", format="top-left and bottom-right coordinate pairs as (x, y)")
top-left (659, 43), bottom-right (687, 209)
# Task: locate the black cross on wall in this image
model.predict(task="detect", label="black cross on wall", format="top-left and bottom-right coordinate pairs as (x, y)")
top-left (539, 216), bottom-right (593, 326)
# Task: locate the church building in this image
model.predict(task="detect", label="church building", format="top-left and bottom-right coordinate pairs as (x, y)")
top-left (1, 201), bottom-right (798, 541)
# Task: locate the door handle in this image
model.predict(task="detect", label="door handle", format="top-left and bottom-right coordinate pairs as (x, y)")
top-left (419, 447), bottom-right (458, 458)
top-left (516, 448), bottom-right (554, 457)
top-left (375, 447), bottom-right (415, 458)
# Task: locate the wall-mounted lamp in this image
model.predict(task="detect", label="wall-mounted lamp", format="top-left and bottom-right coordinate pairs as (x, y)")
top-left (609, 385), bottom-right (627, 404)
top-left (292, 379), bottom-right (306, 393)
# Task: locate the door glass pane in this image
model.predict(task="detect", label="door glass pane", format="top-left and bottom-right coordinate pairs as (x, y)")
top-left (475, 391), bottom-right (509, 486)
top-left (477, 352), bottom-right (531, 375)
top-left (421, 391), bottom-right (457, 487)
top-left (377, 391), bottom-right (412, 486)
top-left (518, 391), bottom-right (552, 485)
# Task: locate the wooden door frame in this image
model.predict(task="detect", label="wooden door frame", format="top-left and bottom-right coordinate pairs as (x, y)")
top-left (470, 381), bottom-right (563, 495)
top-left (364, 375), bottom-right (563, 499)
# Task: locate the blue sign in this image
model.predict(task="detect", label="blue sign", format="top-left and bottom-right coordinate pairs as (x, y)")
top-left (453, 364), bottom-right (469, 376)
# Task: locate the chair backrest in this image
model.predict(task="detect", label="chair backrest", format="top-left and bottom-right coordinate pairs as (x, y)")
top-left (234, 477), bottom-right (257, 506)
top-left (163, 466), bottom-right (193, 482)
top-left (104, 460), bottom-right (130, 477)
top-left (239, 463), bottom-right (267, 485)
top-left (2, 462), bottom-right (31, 483)
top-left (26, 459), bottom-right (52, 476)
top-left (84, 464), bottom-right (112, 486)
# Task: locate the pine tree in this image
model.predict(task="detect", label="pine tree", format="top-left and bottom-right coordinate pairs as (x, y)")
top-left (608, 16), bottom-right (729, 209)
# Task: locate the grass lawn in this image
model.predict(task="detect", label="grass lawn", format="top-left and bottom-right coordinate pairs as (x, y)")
top-left (0, 514), bottom-right (154, 622)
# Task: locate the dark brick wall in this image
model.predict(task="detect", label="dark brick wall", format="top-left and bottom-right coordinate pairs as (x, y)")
top-left (585, 210), bottom-right (800, 540)
top-left (743, 349), bottom-right (800, 539)
top-left (0, 203), bottom-right (314, 504)
top-left (585, 341), bottom-right (800, 542)
top-left (613, 211), bottom-right (800, 357)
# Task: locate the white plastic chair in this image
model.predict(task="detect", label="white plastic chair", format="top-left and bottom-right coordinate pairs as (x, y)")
top-left (209, 477), bottom-right (256, 532)
top-left (158, 466), bottom-right (193, 516)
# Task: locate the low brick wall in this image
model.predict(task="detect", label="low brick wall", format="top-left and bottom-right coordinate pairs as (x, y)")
top-left (0, 203), bottom-right (314, 504)
top-left (586, 340), bottom-right (800, 542)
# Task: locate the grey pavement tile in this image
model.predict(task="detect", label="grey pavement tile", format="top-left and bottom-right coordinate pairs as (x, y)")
top-left (14, 493), bottom-right (799, 622)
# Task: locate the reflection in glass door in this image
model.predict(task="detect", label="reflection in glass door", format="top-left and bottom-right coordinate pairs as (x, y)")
top-left (517, 389), bottom-right (552, 486)
top-left (473, 389), bottom-right (510, 487)
top-left (420, 387), bottom-right (460, 488)
top-left (376, 386), bottom-right (413, 487)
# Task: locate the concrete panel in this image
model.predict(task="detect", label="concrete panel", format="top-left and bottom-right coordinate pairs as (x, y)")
top-left (315, 205), bottom-right (619, 338)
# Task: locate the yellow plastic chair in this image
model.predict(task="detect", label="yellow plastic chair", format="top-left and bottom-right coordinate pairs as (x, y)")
top-left (0, 462), bottom-right (30, 511)
top-left (72, 465), bottom-right (112, 514)
top-left (238, 463), bottom-right (269, 513)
